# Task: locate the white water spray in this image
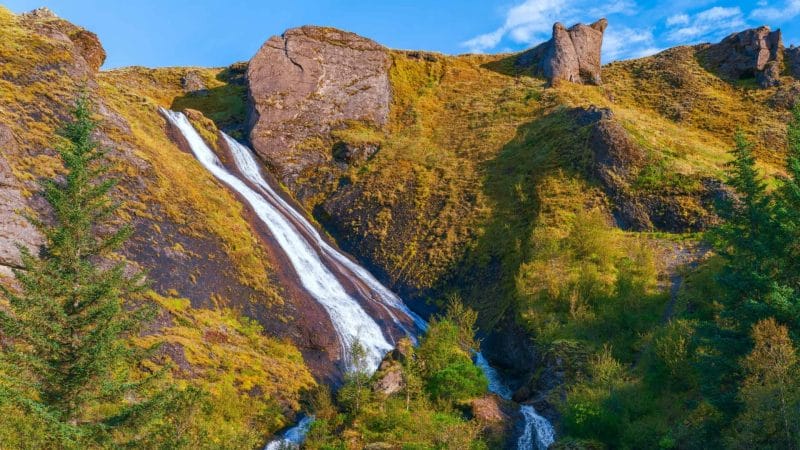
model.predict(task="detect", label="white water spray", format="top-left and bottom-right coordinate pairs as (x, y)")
top-left (519, 405), bottom-right (556, 450)
top-left (263, 416), bottom-right (314, 450)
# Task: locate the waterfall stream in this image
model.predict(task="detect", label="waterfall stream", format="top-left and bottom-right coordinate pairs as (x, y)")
top-left (161, 109), bottom-right (554, 449)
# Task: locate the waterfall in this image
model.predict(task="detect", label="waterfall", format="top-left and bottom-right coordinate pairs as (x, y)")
top-left (161, 109), bottom-right (393, 371)
top-left (474, 352), bottom-right (556, 449)
top-left (263, 416), bottom-right (314, 450)
top-left (162, 109), bottom-right (555, 450)
top-left (519, 406), bottom-right (556, 450)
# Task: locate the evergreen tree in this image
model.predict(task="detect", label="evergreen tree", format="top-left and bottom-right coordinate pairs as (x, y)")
top-left (0, 93), bottom-right (178, 447)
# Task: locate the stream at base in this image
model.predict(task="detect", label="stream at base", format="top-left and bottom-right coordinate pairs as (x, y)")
top-left (161, 109), bottom-right (555, 449)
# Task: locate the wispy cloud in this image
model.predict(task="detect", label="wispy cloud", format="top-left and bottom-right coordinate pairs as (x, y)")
top-left (664, 6), bottom-right (746, 42)
top-left (750, 0), bottom-right (800, 22)
top-left (603, 26), bottom-right (658, 60)
top-left (461, 0), bottom-right (572, 53)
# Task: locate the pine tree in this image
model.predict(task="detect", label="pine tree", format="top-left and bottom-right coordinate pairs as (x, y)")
top-left (711, 131), bottom-right (779, 326)
top-left (0, 93), bottom-right (178, 447)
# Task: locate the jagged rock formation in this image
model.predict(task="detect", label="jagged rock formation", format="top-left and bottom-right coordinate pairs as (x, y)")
top-left (516, 19), bottom-right (607, 85)
top-left (246, 26), bottom-right (391, 186)
top-left (701, 26), bottom-right (783, 88)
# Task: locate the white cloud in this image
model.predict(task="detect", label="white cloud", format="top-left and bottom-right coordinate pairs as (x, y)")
top-left (751, 0), bottom-right (800, 21)
top-left (666, 14), bottom-right (689, 26)
top-left (461, 0), bottom-right (635, 53)
top-left (665, 6), bottom-right (746, 42)
top-left (603, 26), bottom-right (657, 60)
top-left (589, 0), bottom-right (637, 17)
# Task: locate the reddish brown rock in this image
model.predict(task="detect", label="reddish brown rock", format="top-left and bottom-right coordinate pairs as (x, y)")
top-left (517, 19), bottom-right (608, 85)
top-left (701, 26), bottom-right (783, 88)
top-left (20, 7), bottom-right (106, 74)
top-left (0, 125), bottom-right (43, 269)
top-left (246, 26), bottom-right (391, 185)
top-left (67, 28), bottom-right (106, 71)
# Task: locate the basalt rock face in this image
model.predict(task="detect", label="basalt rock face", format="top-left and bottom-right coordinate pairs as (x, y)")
top-left (701, 26), bottom-right (783, 88)
top-left (246, 26), bottom-right (391, 187)
top-left (517, 19), bottom-right (607, 85)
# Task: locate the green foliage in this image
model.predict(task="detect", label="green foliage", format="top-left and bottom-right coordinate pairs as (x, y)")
top-left (0, 93), bottom-right (188, 447)
top-left (309, 300), bottom-right (490, 449)
top-left (727, 318), bottom-right (800, 449)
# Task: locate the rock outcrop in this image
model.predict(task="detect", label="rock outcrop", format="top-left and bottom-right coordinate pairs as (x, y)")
top-left (701, 26), bottom-right (783, 88)
top-left (246, 26), bottom-right (391, 185)
top-left (571, 106), bottom-right (723, 232)
top-left (372, 338), bottom-right (413, 396)
top-left (21, 7), bottom-right (106, 72)
top-left (0, 125), bottom-right (42, 270)
top-left (517, 19), bottom-right (608, 85)
top-left (787, 46), bottom-right (800, 79)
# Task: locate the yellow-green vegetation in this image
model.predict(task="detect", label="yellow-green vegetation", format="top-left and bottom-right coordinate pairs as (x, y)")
top-left (305, 302), bottom-right (492, 450)
top-left (97, 69), bottom-right (280, 301)
top-left (137, 291), bottom-right (315, 448)
top-left (306, 44), bottom-right (800, 449)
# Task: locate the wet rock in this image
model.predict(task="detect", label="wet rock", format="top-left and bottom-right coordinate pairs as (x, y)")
top-left (0, 125), bottom-right (43, 269)
top-left (181, 70), bottom-right (208, 94)
top-left (373, 338), bottom-right (413, 396)
top-left (701, 26), bottom-right (783, 88)
top-left (247, 26), bottom-right (391, 185)
top-left (517, 19), bottom-right (608, 85)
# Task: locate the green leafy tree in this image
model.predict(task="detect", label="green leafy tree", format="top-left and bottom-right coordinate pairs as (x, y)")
top-left (337, 338), bottom-right (372, 415)
top-left (0, 93), bottom-right (180, 448)
top-left (728, 318), bottom-right (800, 449)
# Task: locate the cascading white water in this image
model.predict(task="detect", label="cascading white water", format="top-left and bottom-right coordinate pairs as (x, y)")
top-left (163, 109), bottom-right (555, 450)
top-left (263, 416), bottom-right (314, 450)
top-left (220, 133), bottom-right (428, 336)
top-left (474, 352), bottom-right (556, 449)
top-left (519, 406), bottom-right (556, 450)
top-left (161, 109), bottom-right (392, 371)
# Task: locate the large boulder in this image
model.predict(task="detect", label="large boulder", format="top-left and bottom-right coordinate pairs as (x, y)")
top-left (701, 26), bottom-right (783, 88)
top-left (517, 19), bottom-right (608, 85)
top-left (246, 26), bottom-right (391, 185)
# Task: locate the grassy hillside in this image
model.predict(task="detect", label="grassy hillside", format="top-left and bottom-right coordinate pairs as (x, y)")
top-left (0, 7), bottom-right (316, 446)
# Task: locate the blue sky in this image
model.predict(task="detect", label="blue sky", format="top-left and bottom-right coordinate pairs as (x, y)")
top-left (4, 0), bottom-right (800, 68)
